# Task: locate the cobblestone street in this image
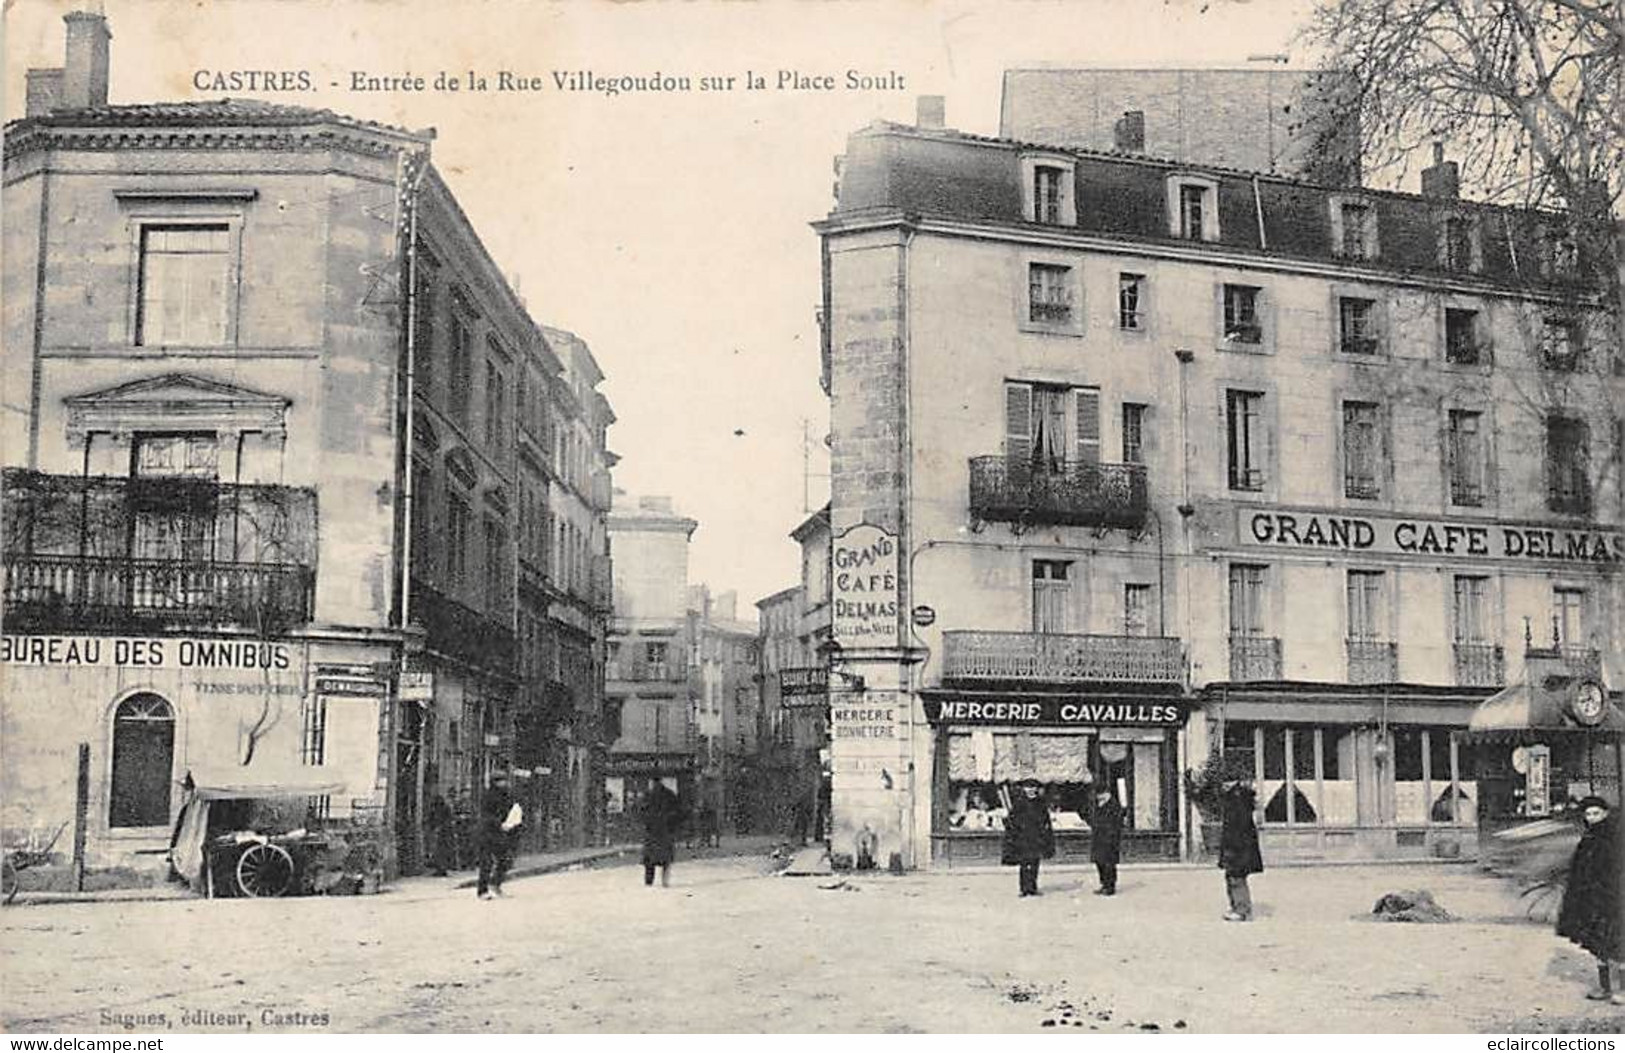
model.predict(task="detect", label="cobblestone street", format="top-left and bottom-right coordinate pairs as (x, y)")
top-left (4, 857), bottom-right (1622, 1034)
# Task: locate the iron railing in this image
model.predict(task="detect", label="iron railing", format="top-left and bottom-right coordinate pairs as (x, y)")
top-left (942, 630), bottom-right (1183, 684)
top-left (968, 456), bottom-right (1148, 530)
top-left (1452, 643), bottom-right (1505, 687)
top-left (1228, 635), bottom-right (1282, 681)
top-left (1346, 639), bottom-right (1399, 683)
top-left (3, 552), bottom-right (313, 631)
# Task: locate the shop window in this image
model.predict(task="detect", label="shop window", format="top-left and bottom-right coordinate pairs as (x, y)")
top-left (109, 693), bottom-right (175, 828)
top-left (300, 696), bottom-right (328, 766)
top-left (944, 730), bottom-right (1150, 834)
top-left (1392, 728), bottom-right (1427, 824)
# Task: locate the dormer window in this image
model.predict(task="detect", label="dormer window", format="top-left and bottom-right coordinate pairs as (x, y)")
top-left (1020, 154), bottom-right (1076, 226)
top-left (1538, 220), bottom-right (1579, 280)
top-left (1166, 175), bottom-right (1220, 242)
top-left (1439, 214), bottom-right (1482, 273)
top-left (1331, 197), bottom-right (1379, 260)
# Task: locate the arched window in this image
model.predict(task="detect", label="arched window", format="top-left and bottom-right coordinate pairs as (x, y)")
top-left (110, 694), bottom-right (175, 828)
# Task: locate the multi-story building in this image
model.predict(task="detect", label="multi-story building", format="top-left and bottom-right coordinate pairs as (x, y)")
top-left (755, 504), bottom-right (835, 837)
top-left (999, 66), bottom-right (1359, 186)
top-left (0, 9), bottom-right (614, 882)
top-left (604, 493), bottom-right (699, 839)
top-left (686, 586), bottom-right (761, 832)
top-left (813, 100), bottom-right (1621, 868)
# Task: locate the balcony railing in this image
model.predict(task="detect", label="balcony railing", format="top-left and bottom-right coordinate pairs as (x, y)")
top-left (4, 552), bottom-right (314, 632)
top-left (1346, 639), bottom-right (1398, 684)
top-left (1453, 643), bottom-right (1505, 687)
top-left (606, 655), bottom-right (689, 683)
top-left (1228, 635), bottom-right (1281, 681)
top-left (942, 630), bottom-right (1183, 685)
top-left (968, 456), bottom-right (1148, 530)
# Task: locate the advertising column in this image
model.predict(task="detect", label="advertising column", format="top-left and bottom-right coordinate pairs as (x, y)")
top-left (829, 524), bottom-right (913, 870)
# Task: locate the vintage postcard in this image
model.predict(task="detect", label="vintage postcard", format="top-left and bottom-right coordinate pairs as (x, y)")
top-left (2, 0), bottom-right (1622, 1039)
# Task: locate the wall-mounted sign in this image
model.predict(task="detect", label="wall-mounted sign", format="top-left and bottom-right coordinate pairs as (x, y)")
top-left (1525, 744), bottom-right (1551, 816)
top-left (922, 695), bottom-right (1186, 728)
top-left (832, 523), bottom-right (899, 649)
top-left (0, 634), bottom-right (294, 670)
top-left (911, 605), bottom-right (936, 628)
top-left (1237, 508), bottom-right (1623, 565)
top-left (779, 666), bottom-right (829, 706)
top-left (399, 671), bottom-right (435, 702)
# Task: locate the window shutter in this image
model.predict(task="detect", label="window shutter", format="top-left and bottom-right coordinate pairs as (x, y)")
top-left (1005, 382), bottom-right (1033, 459)
top-left (1075, 388), bottom-right (1101, 464)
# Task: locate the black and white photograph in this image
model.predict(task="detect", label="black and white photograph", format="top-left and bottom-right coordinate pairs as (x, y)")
top-left (1, 0), bottom-right (1622, 1038)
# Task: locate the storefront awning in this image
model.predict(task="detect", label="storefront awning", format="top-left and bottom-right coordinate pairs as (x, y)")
top-left (1465, 676), bottom-right (1624, 742)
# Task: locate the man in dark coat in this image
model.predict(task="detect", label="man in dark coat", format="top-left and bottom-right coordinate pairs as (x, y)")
top-left (1002, 780), bottom-right (1055, 897)
top-left (1556, 797), bottom-right (1621, 1003)
top-left (1089, 787), bottom-right (1124, 896)
top-left (641, 781), bottom-right (683, 887)
top-left (425, 792), bottom-right (453, 877)
top-left (1218, 779), bottom-right (1263, 921)
top-left (476, 772), bottom-right (517, 899)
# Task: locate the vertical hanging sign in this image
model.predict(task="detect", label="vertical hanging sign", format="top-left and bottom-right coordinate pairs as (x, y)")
top-left (832, 524), bottom-right (899, 649)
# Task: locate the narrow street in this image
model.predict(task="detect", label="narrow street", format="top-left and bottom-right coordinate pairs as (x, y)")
top-left (3, 856), bottom-right (1621, 1034)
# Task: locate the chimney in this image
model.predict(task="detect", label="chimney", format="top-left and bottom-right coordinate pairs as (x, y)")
top-left (25, 68), bottom-right (65, 118)
top-left (61, 8), bottom-right (112, 110)
top-left (1421, 141), bottom-right (1459, 200)
top-left (1113, 110), bottom-right (1145, 152)
top-left (915, 95), bottom-right (945, 130)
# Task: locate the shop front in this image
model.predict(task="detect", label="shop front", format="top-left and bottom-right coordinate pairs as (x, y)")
top-left (1204, 684), bottom-right (1490, 862)
top-left (922, 691), bottom-right (1188, 866)
top-left (604, 752), bottom-right (696, 843)
top-left (1465, 649), bottom-right (1622, 842)
top-left (0, 632), bottom-right (390, 880)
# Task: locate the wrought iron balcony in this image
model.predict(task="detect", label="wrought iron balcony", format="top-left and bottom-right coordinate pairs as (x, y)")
top-left (942, 630), bottom-right (1183, 685)
top-left (2, 469), bottom-right (317, 633)
top-left (1228, 635), bottom-right (1281, 681)
top-left (968, 456), bottom-right (1148, 530)
top-left (4, 552), bottom-right (314, 632)
top-left (1346, 639), bottom-right (1398, 684)
top-left (1453, 643), bottom-right (1505, 687)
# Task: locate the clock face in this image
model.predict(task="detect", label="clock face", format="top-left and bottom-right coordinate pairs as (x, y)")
top-left (1572, 682), bottom-right (1606, 725)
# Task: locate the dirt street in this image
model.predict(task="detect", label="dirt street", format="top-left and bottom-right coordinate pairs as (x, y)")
top-left (3, 857), bottom-right (1621, 1033)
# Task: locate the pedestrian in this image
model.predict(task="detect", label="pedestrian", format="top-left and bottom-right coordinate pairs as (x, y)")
top-left (1217, 772), bottom-right (1263, 921)
top-left (641, 780), bottom-right (683, 887)
top-left (791, 796), bottom-right (811, 847)
top-left (426, 791), bottom-right (453, 877)
top-left (1089, 786), bottom-right (1124, 896)
top-left (1556, 796), bottom-right (1621, 1003)
top-left (476, 772), bottom-right (518, 899)
top-left (1002, 779), bottom-right (1055, 898)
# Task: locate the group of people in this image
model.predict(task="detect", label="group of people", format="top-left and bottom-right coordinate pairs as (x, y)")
top-left (1003, 774), bottom-right (1621, 1005)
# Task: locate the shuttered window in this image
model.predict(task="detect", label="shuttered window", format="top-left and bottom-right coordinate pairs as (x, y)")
top-left (1075, 389), bottom-right (1100, 465)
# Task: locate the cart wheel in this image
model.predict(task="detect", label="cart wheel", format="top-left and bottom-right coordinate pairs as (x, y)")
top-left (235, 843), bottom-right (294, 898)
top-left (2, 856), bottom-right (18, 905)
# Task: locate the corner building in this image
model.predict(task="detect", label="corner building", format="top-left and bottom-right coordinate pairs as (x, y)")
top-left (814, 106), bottom-right (1620, 868)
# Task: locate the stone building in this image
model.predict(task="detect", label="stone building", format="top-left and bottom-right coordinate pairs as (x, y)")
top-left (813, 100), bottom-right (1621, 868)
top-left (0, 9), bottom-right (614, 883)
top-left (999, 66), bottom-right (1360, 186)
top-left (603, 493), bottom-right (699, 840)
top-left (687, 586), bottom-right (762, 833)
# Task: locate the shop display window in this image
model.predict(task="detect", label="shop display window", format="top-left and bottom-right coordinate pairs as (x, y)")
top-left (942, 730), bottom-right (1169, 833)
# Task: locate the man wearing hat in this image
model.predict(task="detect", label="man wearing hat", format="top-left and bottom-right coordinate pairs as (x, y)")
top-left (1556, 796), bottom-right (1621, 1003)
top-left (1217, 762), bottom-right (1264, 921)
top-left (1002, 778), bottom-right (1055, 897)
top-left (476, 771), bottom-right (519, 899)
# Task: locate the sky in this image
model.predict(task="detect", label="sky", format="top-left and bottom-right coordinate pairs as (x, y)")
top-left (4, 0), bottom-right (1319, 615)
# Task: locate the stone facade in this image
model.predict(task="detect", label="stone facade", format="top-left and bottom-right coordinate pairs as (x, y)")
top-left (814, 117), bottom-right (1621, 867)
